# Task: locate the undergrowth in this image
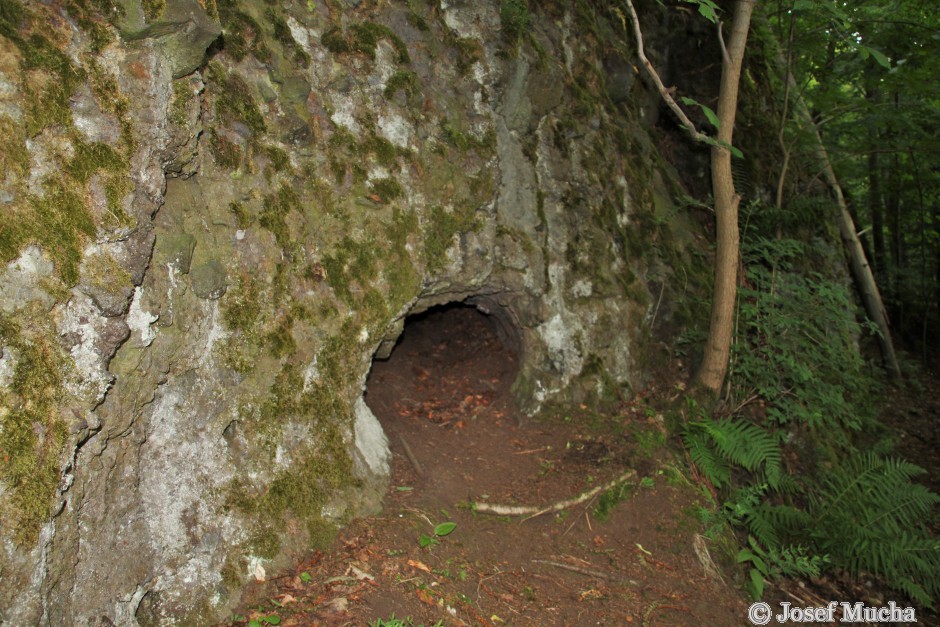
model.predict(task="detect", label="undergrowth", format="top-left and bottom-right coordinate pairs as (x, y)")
top-left (683, 235), bottom-right (940, 607)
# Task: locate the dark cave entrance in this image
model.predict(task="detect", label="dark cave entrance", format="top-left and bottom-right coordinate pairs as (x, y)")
top-left (364, 301), bottom-right (522, 492)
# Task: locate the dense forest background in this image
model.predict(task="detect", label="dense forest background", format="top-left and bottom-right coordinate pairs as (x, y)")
top-left (644, 0), bottom-right (940, 610)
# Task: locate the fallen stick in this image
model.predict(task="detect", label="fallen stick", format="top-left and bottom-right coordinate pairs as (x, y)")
top-left (532, 559), bottom-right (613, 581)
top-left (398, 435), bottom-right (424, 477)
top-left (472, 469), bottom-right (638, 520)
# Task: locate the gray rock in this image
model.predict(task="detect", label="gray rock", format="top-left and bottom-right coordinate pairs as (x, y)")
top-left (189, 259), bottom-right (227, 299)
top-left (117, 0), bottom-right (222, 79)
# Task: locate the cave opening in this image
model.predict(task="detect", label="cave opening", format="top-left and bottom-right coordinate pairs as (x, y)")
top-left (364, 300), bottom-right (523, 495)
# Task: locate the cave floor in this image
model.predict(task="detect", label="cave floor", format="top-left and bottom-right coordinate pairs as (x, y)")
top-left (227, 306), bottom-right (750, 625)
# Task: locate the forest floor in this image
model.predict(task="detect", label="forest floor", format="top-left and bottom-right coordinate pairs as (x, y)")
top-left (225, 306), bottom-right (937, 626)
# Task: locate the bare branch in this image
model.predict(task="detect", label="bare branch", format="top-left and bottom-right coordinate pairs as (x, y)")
top-left (622, 0), bottom-right (710, 143)
top-left (473, 470), bottom-right (638, 520)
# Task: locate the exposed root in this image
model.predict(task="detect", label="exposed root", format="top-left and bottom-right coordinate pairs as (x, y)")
top-left (398, 435), bottom-right (424, 477)
top-left (473, 469), bottom-right (638, 520)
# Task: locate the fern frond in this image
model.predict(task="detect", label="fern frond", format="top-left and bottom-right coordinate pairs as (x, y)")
top-left (697, 418), bottom-right (782, 488)
top-left (808, 451), bottom-right (940, 608)
top-left (685, 428), bottom-right (731, 488)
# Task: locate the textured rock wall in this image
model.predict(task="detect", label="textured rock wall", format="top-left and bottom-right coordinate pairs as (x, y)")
top-left (0, 0), bottom-right (702, 623)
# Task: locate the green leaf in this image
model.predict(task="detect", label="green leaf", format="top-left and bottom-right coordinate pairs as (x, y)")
top-left (264, 616), bottom-right (281, 625)
top-left (419, 533), bottom-right (435, 547)
top-left (867, 47), bottom-right (891, 69)
top-left (249, 621), bottom-right (262, 627)
top-left (300, 571), bottom-right (312, 583)
top-left (737, 549), bottom-right (756, 563)
top-left (682, 0), bottom-right (720, 23)
top-left (434, 522), bottom-right (457, 537)
top-left (748, 568), bottom-right (765, 599)
top-left (395, 486), bottom-right (414, 491)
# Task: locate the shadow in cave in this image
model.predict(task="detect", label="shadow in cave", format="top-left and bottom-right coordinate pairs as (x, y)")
top-left (364, 302), bottom-right (528, 503)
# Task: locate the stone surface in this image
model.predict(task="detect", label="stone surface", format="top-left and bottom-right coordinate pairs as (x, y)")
top-left (0, 1), bottom-right (704, 624)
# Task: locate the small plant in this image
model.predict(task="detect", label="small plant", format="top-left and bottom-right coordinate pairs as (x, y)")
top-left (248, 614), bottom-right (281, 626)
top-left (500, 0), bottom-right (530, 45)
top-left (736, 536), bottom-right (826, 600)
top-left (419, 521), bottom-right (456, 549)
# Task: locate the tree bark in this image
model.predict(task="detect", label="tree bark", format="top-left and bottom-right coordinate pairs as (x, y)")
top-left (765, 25), bottom-right (902, 379)
top-left (693, 0), bottom-right (756, 394)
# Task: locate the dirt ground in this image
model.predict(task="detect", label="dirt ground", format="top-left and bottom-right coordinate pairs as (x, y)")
top-left (225, 306), bottom-right (940, 626)
top-left (227, 305), bottom-right (751, 625)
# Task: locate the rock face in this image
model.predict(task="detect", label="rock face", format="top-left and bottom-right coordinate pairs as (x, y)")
top-left (0, 0), bottom-right (701, 623)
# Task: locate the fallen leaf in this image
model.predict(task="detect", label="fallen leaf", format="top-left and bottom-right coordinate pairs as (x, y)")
top-left (416, 588), bottom-right (435, 606)
top-left (579, 589), bottom-right (604, 601)
top-left (348, 565), bottom-right (374, 581)
top-left (408, 559), bottom-right (432, 573)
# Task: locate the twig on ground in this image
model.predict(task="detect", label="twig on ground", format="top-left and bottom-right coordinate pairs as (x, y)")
top-left (398, 435), bottom-right (424, 477)
top-left (532, 559), bottom-right (621, 582)
top-left (473, 470), bottom-right (637, 520)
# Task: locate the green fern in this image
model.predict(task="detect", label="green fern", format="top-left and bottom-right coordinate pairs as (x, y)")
top-left (685, 418), bottom-right (782, 488)
top-left (808, 452), bottom-right (940, 607)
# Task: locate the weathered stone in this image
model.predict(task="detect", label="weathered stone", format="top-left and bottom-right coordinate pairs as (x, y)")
top-left (189, 259), bottom-right (227, 299)
top-left (0, 246), bottom-right (56, 313)
top-left (156, 233), bottom-right (197, 274)
top-left (117, 0), bottom-right (222, 79)
top-left (0, 0), bottom-right (697, 624)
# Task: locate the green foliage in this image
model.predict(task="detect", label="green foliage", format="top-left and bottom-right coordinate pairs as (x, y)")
top-left (593, 482), bottom-right (633, 522)
top-left (499, 0), bottom-right (530, 46)
top-left (731, 237), bottom-right (878, 435)
top-left (384, 70), bottom-right (419, 100)
top-left (685, 416), bottom-right (782, 489)
top-left (737, 536), bottom-right (826, 600)
top-left (687, 231), bottom-right (938, 606)
top-left (371, 177), bottom-right (403, 202)
top-left (681, 0), bottom-right (721, 23)
top-left (419, 520), bottom-right (457, 549)
top-left (808, 452), bottom-right (940, 607)
top-left (218, 5), bottom-right (272, 63)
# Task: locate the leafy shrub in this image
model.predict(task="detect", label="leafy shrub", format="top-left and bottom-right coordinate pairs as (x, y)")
top-left (685, 235), bottom-right (939, 607)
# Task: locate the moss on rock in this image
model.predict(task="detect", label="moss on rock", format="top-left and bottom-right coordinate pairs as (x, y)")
top-left (0, 310), bottom-right (70, 545)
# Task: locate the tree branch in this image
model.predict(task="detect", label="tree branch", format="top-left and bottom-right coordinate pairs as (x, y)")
top-left (622, 0), bottom-right (710, 143)
top-left (473, 470), bottom-right (637, 520)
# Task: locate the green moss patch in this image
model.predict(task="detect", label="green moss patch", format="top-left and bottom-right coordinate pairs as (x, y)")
top-left (424, 204), bottom-right (479, 271)
top-left (383, 69), bottom-right (418, 100)
top-left (321, 21), bottom-right (410, 64)
top-left (0, 311), bottom-right (69, 545)
top-left (217, 4), bottom-right (271, 63)
top-left (210, 65), bottom-right (266, 136)
top-left (258, 183), bottom-right (302, 252)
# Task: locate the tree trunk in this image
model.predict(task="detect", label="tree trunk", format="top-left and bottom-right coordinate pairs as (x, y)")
top-left (866, 83), bottom-right (885, 280)
top-left (693, 0), bottom-right (756, 394)
top-left (766, 26), bottom-right (902, 380)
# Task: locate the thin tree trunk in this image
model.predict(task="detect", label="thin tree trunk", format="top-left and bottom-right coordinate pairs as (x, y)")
top-left (765, 25), bottom-right (901, 380)
top-left (886, 150), bottom-right (904, 330)
top-left (866, 83), bottom-right (885, 279)
top-left (694, 0), bottom-right (755, 394)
